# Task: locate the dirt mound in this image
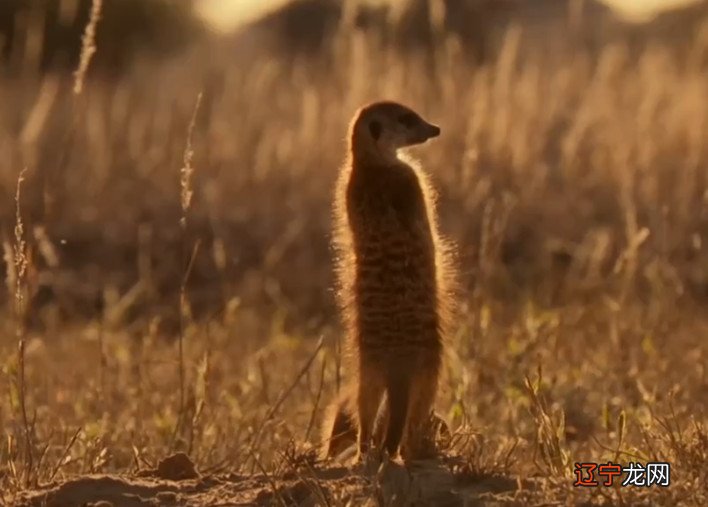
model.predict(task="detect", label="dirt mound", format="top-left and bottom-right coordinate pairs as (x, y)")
top-left (137, 452), bottom-right (200, 481)
top-left (14, 454), bottom-right (519, 506)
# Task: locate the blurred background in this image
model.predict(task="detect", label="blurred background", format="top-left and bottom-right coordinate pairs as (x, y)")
top-left (0, 0), bottom-right (706, 336)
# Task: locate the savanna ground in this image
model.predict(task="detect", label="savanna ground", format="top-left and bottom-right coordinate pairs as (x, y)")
top-left (1, 3), bottom-right (707, 506)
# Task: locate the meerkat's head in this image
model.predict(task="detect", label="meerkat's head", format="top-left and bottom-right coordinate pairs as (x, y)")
top-left (349, 101), bottom-right (440, 163)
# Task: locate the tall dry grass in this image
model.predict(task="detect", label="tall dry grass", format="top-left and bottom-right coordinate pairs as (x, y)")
top-left (0, 16), bottom-right (706, 504)
top-left (73, 0), bottom-right (103, 96)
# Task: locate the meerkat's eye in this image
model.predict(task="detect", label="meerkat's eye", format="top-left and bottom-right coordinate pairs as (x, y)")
top-left (398, 113), bottom-right (418, 128)
top-left (369, 120), bottom-right (382, 140)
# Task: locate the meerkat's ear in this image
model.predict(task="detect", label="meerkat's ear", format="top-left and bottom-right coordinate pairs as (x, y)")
top-left (368, 120), bottom-right (382, 141)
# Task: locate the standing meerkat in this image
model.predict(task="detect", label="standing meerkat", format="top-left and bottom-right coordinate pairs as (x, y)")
top-left (324, 101), bottom-right (455, 462)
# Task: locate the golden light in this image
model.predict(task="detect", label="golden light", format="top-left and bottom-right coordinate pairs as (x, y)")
top-left (601, 0), bottom-right (702, 21)
top-left (196, 0), bottom-right (291, 32)
top-left (195, 0), bottom-right (703, 33)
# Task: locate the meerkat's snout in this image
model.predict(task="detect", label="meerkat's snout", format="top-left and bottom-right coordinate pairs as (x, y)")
top-left (419, 121), bottom-right (441, 141)
top-left (403, 110), bottom-right (439, 138)
top-left (400, 111), bottom-right (440, 145)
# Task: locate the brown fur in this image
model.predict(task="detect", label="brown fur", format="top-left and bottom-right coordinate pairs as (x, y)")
top-left (322, 101), bottom-right (456, 462)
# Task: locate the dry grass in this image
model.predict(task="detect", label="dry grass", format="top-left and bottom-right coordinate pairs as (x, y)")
top-left (73, 0), bottom-right (103, 96)
top-left (0, 14), bottom-right (707, 506)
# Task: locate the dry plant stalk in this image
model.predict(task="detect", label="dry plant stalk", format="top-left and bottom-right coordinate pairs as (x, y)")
top-left (524, 369), bottom-right (569, 477)
top-left (172, 93), bottom-right (203, 449)
top-left (74, 0), bottom-right (103, 95)
top-left (180, 93), bottom-right (203, 227)
top-left (12, 168), bottom-right (33, 486)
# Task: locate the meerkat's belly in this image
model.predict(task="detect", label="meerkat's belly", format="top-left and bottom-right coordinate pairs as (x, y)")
top-left (353, 231), bottom-right (440, 354)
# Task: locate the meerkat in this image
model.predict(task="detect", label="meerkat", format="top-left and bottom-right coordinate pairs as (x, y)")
top-left (323, 101), bottom-right (455, 462)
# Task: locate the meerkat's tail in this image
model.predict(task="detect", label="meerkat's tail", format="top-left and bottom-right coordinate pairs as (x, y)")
top-left (319, 387), bottom-right (358, 459)
top-left (320, 384), bottom-right (393, 460)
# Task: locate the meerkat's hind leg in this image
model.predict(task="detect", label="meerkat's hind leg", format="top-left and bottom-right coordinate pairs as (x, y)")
top-left (401, 365), bottom-right (439, 462)
top-left (356, 363), bottom-right (385, 461)
top-left (382, 372), bottom-right (412, 459)
top-left (372, 392), bottom-right (389, 447)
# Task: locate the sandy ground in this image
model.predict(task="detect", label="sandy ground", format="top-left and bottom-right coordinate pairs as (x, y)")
top-left (14, 453), bottom-right (520, 506)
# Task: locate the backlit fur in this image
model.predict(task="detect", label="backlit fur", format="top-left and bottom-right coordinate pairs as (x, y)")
top-left (322, 101), bottom-right (457, 462)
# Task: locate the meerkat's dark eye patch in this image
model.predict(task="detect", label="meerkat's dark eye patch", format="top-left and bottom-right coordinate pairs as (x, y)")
top-left (369, 120), bottom-right (382, 140)
top-left (398, 112), bottom-right (418, 128)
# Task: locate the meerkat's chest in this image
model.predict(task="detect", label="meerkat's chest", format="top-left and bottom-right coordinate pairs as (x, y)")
top-left (347, 170), bottom-right (426, 230)
top-left (347, 190), bottom-right (435, 280)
